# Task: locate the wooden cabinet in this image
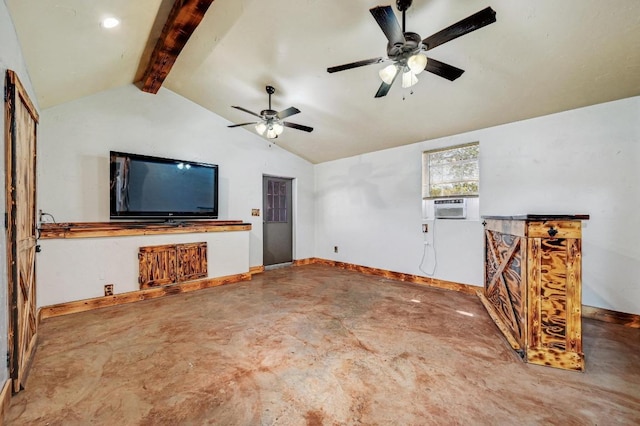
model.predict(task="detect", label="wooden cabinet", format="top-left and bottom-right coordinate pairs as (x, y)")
top-left (480, 215), bottom-right (588, 371)
top-left (138, 242), bottom-right (207, 289)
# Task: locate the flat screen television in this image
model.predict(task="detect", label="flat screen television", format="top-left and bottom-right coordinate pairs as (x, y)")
top-left (110, 151), bottom-right (219, 220)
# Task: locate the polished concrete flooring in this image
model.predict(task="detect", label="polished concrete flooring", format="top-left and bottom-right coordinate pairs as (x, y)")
top-left (7, 265), bottom-right (640, 425)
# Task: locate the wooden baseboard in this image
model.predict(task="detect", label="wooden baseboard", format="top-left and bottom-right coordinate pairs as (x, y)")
top-left (40, 273), bottom-right (252, 320)
top-left (582, 305), bottom-right (640, 329)
top-left (294, 257), bottom-right (478, 295)
top-left (292, 258), bottom-right (316, 267)
top-left (294, 258), bottom-right (640, 328)
top-left (0, 379), bottom-right (11, 426)
top-left (249, 265), bottom-right (265, 275)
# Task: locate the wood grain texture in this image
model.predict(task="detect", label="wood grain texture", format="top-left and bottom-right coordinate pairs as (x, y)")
top-left (5, 69), bottom-right (39, 393)
top-left (582, 306), bottom-right (640, 329)
top-left (139, 244), bottom-right (177, 288)
top-left (526, 348), bottom-right (584, 371)
top-left (39, 273), bottom-right (252, 320)
top-left (484, 229), bottom-right (526, 347)
top-left (176, 242), bottom-right (207, 282)
top-left (527, 221), bottom-right (582, 239)
top-left (483, 219), bottom-right (526, 237)
top-left (249, 265), bottom-right (265, 275)
top-left (139, 0), bottom-right (215, 93)
top-left (139, 242), bottom-right (208, 288)
top-left (0, 379), bottom-right (12, 425)
top-left (477, 291), bottom-right (522, 351)
top-left (485, 217), bottom-right (586, 372)
top-left (295, 258), bottom-right (478, 294)
top-left (39, 221), bottom-right (251, 239)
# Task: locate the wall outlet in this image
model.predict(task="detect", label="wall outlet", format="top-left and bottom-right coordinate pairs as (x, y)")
top-left (104, 284), bottom-right (114, 296)
top-left (422, 223), bottom-right (429, 233)
top-left (334, 246), bottom-right (338, 253)
top-left (251, 208), bottom-right (260, 216)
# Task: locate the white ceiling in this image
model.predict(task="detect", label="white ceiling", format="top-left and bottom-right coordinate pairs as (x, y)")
top-left (7, 0), bottom-right (640, 163)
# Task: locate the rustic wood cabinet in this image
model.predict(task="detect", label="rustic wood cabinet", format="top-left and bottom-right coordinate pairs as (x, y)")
top-left (480, 215), bottom-right (588, 371)
top-left (138, 242), bottom-right (208, 289)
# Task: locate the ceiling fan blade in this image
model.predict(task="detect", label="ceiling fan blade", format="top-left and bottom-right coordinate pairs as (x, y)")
top-left (283, 122), bottom-right (313, 133)
top-left (327, 57), bottom-right (385, 73)
top-left (227, 122), bottom-right (256, 128)
top-left (425, 58), bottom-right (465, 81)
top-left (231, 106), bottom-right (262, 118)
top-left (374, 68), bottom-right (400, 98)
top-left (370, 5), bottom-right (405, 47)
top-left (277, 106), bottom-right (301, 120)
top-left (422, 7), bottom-right (497, 51)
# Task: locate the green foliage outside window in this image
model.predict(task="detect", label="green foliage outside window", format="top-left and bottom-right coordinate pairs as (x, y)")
top-left (422, 143), bottom-right (479, 199)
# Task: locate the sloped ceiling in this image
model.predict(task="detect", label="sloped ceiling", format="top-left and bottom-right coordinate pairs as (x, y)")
top-left (7, 0), bottom-right (640, 163)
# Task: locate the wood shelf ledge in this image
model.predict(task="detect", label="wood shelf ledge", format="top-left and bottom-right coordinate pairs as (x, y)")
top-left (39, 220), bottom-right (251, 239)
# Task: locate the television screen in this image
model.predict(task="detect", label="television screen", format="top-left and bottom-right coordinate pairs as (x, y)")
top-left (110, 151), bottom-right (218, 219)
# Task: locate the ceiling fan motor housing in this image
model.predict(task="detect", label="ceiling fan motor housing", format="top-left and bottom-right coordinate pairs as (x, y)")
top-left (260, 109), bottom-right (278, 119)
top-left (388, 32), bottom-right (422, 62)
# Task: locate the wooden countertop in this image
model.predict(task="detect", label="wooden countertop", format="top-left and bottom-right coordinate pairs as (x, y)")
top-left (39, 220), bottom-right (252, 239)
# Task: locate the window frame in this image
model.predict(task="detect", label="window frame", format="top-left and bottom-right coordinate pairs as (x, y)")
top-left (422, 142), bottom-right (480, 200)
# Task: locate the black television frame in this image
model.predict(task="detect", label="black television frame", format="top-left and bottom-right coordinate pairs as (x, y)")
top-left (109, 151), bottom-right (219, 220)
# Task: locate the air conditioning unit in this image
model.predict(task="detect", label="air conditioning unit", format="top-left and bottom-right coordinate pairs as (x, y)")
top-left (434, 198), bottom-right (467, 219)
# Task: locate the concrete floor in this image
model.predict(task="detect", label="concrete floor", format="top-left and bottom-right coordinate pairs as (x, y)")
top-left (7, 264), bottom-right (640, 425)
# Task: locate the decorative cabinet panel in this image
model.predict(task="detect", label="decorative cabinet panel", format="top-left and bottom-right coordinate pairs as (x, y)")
top-left (139, 242), bottom-right (207, 289)
top-left (177, 243), bottom-right (208, 282)
top-left (481, 215), bottom-right (588, 372)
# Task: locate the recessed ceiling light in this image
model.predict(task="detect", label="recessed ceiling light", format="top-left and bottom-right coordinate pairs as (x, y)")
top-left (101, 17), bottom-right (120, 29)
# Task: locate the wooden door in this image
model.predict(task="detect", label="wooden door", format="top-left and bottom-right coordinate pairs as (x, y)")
top-left (5, 70), bottom-right (39, 393)
top-left (263, 176), bottom-right (293, 266)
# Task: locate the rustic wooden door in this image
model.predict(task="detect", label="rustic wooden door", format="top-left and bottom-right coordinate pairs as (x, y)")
top-left (5, 70), bottom-right (39, 393)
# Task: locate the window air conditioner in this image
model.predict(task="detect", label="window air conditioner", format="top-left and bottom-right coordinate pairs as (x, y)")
top-left (434, 198), bottom-right (467, 219)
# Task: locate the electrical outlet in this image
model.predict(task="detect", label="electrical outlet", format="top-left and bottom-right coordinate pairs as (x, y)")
top-left (251, 208), bottom-right (260, 216)
top-left (334, 246), bottom-right (338, 253)
top-left (422, 223), bottom-right (429, 233)
top-left (104, 284), bottom-right (114, 296)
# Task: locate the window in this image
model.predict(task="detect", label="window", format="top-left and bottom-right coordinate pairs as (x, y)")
top-left (266, 179), bottom-right (288, 223)
top-left (422, 142), bottom-right (479, 199)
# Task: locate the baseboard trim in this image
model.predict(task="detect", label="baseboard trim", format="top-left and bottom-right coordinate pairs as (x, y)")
top-left (40, 273), bottom-right (252, 320)
top-left (294, 258), bottom-right (640, 328)
top-left (294, 257), bottom-right (478, 295)
top-left (0, 379), bottom-right (11, 426)
top-left (249, 265), bottom-right (265, 275)
top-left (582, 305), bottom-right (640, 329)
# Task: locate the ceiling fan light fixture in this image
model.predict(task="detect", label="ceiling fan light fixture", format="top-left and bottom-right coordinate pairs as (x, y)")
top-left (273, 121), bottom-right (284, 136)
top-left (266, 126), bottom-right (278, 139)
top-left (402, 70), bottom-right (418, 88)
top-left (407, 53), bottom-right (428, 75)
top-left (255, 121), bottom-right (267, 135)
top-left (379, 64), bottom-right (398, 84)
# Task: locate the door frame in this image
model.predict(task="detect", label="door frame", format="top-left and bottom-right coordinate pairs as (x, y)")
top-left (262, 174), bottom-right (296, 267)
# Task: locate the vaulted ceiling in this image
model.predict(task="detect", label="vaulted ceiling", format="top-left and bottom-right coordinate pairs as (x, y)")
top-left (7, 0), bottom-right (640, 163)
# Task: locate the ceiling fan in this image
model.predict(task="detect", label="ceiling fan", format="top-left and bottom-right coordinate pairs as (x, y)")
top-left (228, 85), bottom-right (313, 139)
top-left (327, 0), bottom-right (496, 98)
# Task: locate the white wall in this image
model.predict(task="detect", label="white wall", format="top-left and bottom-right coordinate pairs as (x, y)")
top-left (37, 231), bottom-right (250, 307)
top-left (0, 0), bottom-right (39, 386)
top-left (38, 84), bottom-right (315, 303)
top-left (315, 96), bottom-right (640, 316)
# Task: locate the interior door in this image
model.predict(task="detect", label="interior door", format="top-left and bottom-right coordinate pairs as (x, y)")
top-left (262, 176), bottom-right (293, 266)
top-left (5, 70), bottom-right (39, 393)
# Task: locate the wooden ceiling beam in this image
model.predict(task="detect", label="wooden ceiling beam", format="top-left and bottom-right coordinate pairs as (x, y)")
top-left (139, 0), bottom-right (215, 94)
